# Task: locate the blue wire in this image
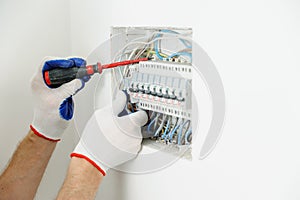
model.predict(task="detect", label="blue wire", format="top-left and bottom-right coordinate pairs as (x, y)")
top-left (185, 129), bottom-right (192, 144)
top-left (147, 114), bottom-right (160, 133)
top-left (154, 29), bottom-right (192, 60)
top-left (161, 118), bottom-right (170, 139)
top-left (147, 117), bottom-right (156, 133)
top-left (154, 34), bottom-right (164, 60)
top-left (165, 118), bottom-right (178, 141)
top-left (168, 122), bottom-right (181, 141)
top-left (177, 120), bottom-right (190, 144)
top-left (169, 124), bottom-right (181, 141)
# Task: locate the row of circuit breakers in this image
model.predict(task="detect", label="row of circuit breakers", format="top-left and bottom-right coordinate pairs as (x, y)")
top-left (124, 60), bottom-right (192, 146)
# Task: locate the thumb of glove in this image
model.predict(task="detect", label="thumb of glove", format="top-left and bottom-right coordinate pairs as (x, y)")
top-left (118, 110), bottom-right (148, 139)
top-left (126, 110), bottom-right (148, 127)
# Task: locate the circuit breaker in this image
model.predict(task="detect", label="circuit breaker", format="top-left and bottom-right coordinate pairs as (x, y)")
top-left (110, 27), bottom-right (193, 157)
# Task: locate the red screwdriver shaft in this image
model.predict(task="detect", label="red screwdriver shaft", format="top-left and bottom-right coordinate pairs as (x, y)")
top-left (101, 57), bottom-right (149, 69)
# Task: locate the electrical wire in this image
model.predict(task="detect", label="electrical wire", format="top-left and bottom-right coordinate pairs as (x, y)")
top-left (154, 33), bottom-right (165, 60)
top-left (161, 117), bottom-right (171, 139)
top-left (113, 35), bottom-right (192, 62)
top-left (184, 129), bottom-right (192, 145)
top-left (180, 121), bottom-right (191, 145)
top-left (153, 30), bottom-right (192, 60)
top-left (113, 34), bottom-right (156, 61)
top-left (165, 117), bottom-right (178, 141)
top-left (177, 120), bottom-right (190, 145)
top-left (154, 112), bottom-right (161, 130)
top-left (149, 111), bottom-right (156, 119)
top-left (112, 34), bottom-right (156, 86)
top-left (147, 113), bottom-right (160, 133)
top-left (167, 118), bottom-right (182, 141)
top-left (113, 31), bottom-right (191, 60)
top-left (154, 30), bottom-right (192, 60)
top-left (114, 30), bottom-right (192, 60)
top-left (146, 43), bottom-right (154, 58)
top-left (154, 115), bottom-right (167, 137)
top-left (146, 50), bottom-right (168, 58)
top-left (169, 123), bottom-right (181, 142)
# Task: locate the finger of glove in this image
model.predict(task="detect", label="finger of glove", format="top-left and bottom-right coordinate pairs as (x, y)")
top-left (31, 57), bottom-right (62, 90)
top-left (41, 57), bottom-right (89, 91)
top-left (42, 58), bottom-right (74, 72)
top-left (67, 57), bottom-right (86, 68)
top-left (56, 79), bottom-right (83, 99)
top-left (125, 110), bottom-right (148, 127)
top-left (112, 91), bottom-right (127, 116)
top-left (37, 56), bottom-right (55, 72)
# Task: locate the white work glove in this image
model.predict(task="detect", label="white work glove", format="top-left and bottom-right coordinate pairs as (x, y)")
top-left (30, 57), bottom-right (90, 142)
top-left (71, 91), bottom-right (148, 176)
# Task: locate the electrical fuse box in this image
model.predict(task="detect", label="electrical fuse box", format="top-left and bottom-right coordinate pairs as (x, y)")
top-left (110, 27), bottom-right (193, 158)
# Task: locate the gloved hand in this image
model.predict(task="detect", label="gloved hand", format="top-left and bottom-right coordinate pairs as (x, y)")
top-left (30, 57), bottom-right (90, 142)
top-left (71, 91), bottom-right (148, 176)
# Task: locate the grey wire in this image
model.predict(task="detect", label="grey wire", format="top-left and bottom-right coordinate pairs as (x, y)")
top-left (180, 120), bottom-right (191, 145)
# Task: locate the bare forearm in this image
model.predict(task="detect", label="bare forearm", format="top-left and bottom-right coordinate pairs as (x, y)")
top-left (0, 130), bottom-right (57, 200)
top-left (57, 157), bottom-right (103, 200)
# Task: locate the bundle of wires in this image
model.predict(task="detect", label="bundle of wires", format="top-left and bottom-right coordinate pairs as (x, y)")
top-left (154, 29), bottom-right (192, 62)
top-left (112, 29), bottom-right (193, 145)
top-left (112, 29), bottom-right (193, 88)
top-left (147, 115), bottom-right (192, 145)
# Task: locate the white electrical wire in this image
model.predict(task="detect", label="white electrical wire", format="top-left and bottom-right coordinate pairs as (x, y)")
top-left (154, 114), bottom-right (167, 137)
top-left (113, 30), bottom-right (191, 61)
top-left (112, 35), bottom-right (192, 62)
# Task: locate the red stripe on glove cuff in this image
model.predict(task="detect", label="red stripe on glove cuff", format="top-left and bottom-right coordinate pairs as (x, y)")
top-left (30, 125), bottom-right (61, 142)
top-left (70, 153), bottom-right (106, 176)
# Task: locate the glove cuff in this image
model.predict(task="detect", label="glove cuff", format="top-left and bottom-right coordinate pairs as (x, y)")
top-left (31, 111), bottom-right (68, 141)
top-left (71, 141), bottom-right (108, 176)
top-left (30, 125), bottom-right (61, 142)
top-left (70, 153), bottom-right (106, 176)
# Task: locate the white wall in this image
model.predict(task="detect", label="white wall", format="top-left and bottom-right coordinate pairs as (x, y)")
top-left (0, 0), bottom-right (76, 199)
top-left (1, 0), bottom-right (300, 199)
top-left (70, 0), bottom-right (300, 200)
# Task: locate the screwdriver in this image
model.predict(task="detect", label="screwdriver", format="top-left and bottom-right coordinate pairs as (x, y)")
top-left (44, 57), bottom-right (149, 88)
